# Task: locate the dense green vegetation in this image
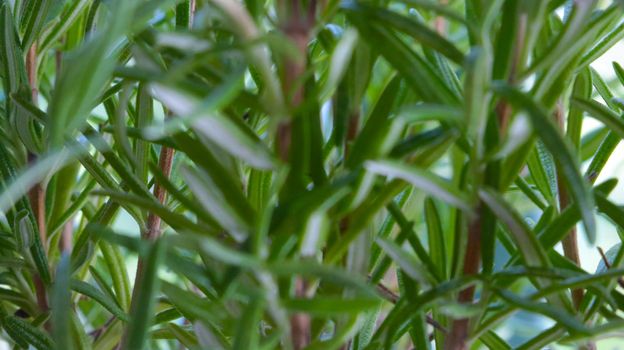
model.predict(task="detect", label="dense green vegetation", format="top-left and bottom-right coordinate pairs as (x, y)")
top-left (2, 0), bottom-right (624, 349)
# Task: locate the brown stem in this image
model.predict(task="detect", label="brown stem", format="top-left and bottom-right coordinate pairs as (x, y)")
top-left (26, 44), bottom-right (39, 102)
top-left (290, 278), bottom-right (310, 350)
top-left (280, 2), bottom-right (315, 348)
top-left (33, 276), bottom-right (49, 312)
top-left (60, 221), bottom-right (73, 254)
top-left (27, 181), bottom-right (47, 250)
top-left (277, 122), bottom-right (292, 161)
top-left (445, 206), bottom-right (482, 350)
top-left (26, 44), bottom-right (46, 249)
top-left (558, 173), bottom-right (583, 306)
top-left (121, 144), bottom-right (175, 350)
top-left (496, 14), bottom-right (525, 136)
top-left (145, 147), bottom-right (175, 241)
top-left (129, 145), bottom-right (175, 292)
top-left (554, 103), bottom-right (583, 308)
top-left (25, 42), bottom-right (50, 314)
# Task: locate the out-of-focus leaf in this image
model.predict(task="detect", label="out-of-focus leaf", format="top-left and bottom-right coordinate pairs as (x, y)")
top-left (170, 234), bottom-right (260, 268)
top-left (376, 237), bottom-right (432, 285)
top-left (480, 331), bottom-right (511, 350)
top-left (39, 0), bottom-right (90, 54)
top-left (122, 239), bottom-right (166, 350)
top-left (320, 28), bottom-right (359, 101)
top-left (282, 297), bottom-right (381, 316)
top-left (567, 68), bottom-right (592, 150)
top-left (20, 0), bottom-right (54, 49)
top-left (152, 84), bottom-right (275, 169)
top-left (181, 166), bottom-right (254, 241)
top-left (345, 11), bottom-right (458, 104)
top-left (494, 82), bottom-right (596, 242)
top-left (48, 0), bottom-right (139, 147)
top-left (494, 289), bottom-right (588, 334)
top-left (51, 254), bottom-right (72, 350)
top-left (233, 296), bottom-right (264, 350)
top-left (479, 188), bottom-right (549, 267)
top-left (165, 323), bottom-right (198, 349)
top-left (366, 159), bottom-right (471, 212)
top-left (572, 98), bottom-right (624, 141)
top-left (343, 2), bottom-right (465, 64)
top-left (578, 21), bottom-right (624, 68)
top-left (425, 198), bottom-right (446, 279)
top-left (398, 104), bottom-right (463, 126)
top-left (348, 75), bottom-right (405, 167)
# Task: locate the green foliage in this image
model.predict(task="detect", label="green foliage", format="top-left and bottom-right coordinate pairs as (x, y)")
top-left (1, 0), bottom-right (624, 349)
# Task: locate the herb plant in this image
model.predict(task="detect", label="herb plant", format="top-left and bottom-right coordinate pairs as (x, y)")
top-left (2, 0), bottom-right (624, 349)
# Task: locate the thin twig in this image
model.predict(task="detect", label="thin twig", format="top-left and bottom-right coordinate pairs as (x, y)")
top-left (375, 281), bottom-right (447, 333)
top-left (598, 247), bottom-right (624, 288)
top-left (26, 42), bottom-right (50, 314)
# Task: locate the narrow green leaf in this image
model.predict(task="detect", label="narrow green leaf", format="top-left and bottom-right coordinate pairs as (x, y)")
top-left (51, 254), bottom-right (73, 350)
top-left (572, 98), bottom-right (624, 141)
top-left (480, 331), bottom-right (511, 350)
top-left (143, 72), bottom-right (244, 139)
top-left (170, 234), bottom-right (260, 269)
top-left (38, 0), bottom-right (90, 54)
top-left (2, 315), bottom-right (54, 350)
top-left (567, 68), bottom-right (592, 150)
top-left (578, 21), bottom-right (624, 68)
top-left (398, 104), bottom-right (463, 126)
top-left (494, 83), bottom-right (596, 242)
top-left (479, 188), bottom-right (549, 267)
top-left (591, 67), bottom-right (619, 111)
top-left (13, 209), bottom-right (34, 251)
top-left (161, 282), bottom-right (227, 326)
top-left (320, 28), bottom-right (359, 101)
top-left (376, 237), bottom-right (431, 285)
top-left (267, 261), bottom-right (377, 296)
top-left (94, 189), bottom-right (212, 234)
top-left (19, 0), bottom-right (54, 49)
top-left (526, 142), bottom-right (556, 205)
top-left (343, 2), bottom-right (465, 64)
top-left (282, 297), bottom-right (381, 316)
top-left (48, 0), bottom-right (138, 147)
top-left (494, 289), bottom-right (588, 334)
top-left (365, 159), bottom-right (472, 212)
top-left (425, 198), bottom-right (446, 279)
top-left (99, 241), bottom-right (131, 311)
top-left (348, 75), bottom-right (405, 167)
top-left (122, 239), bottom-right (166, 350)
top-left (152, 84), bottom-right (275, 169)
top-left (89, 266), bottom-right (121, 309)
top-left (181, 166), bottom-right (253, 240)
top-left (232, 296), bottom-right (264, 350)
top-left (165, 323), bottom-right (198, 349)
top-left (346, 13), bottom-right (458, 104)
top-left (614, 61), bottom-right (624, 88)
